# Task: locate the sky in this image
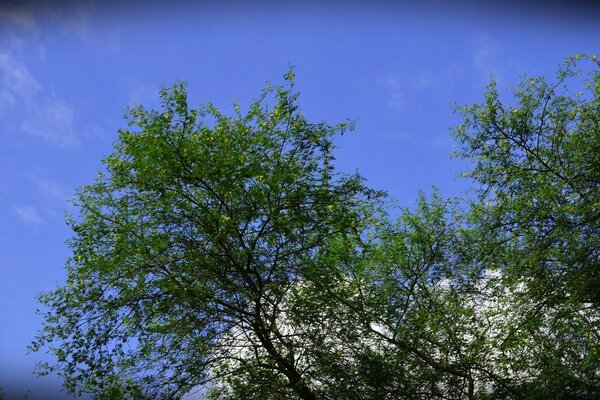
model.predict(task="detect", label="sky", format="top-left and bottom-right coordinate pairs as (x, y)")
top-left (0, 1), bottom-right (598, 398)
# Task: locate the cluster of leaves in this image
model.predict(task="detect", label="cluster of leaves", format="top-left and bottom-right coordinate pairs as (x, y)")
top-left (32, 57), bottom-right (600, 399)
top-left (455, 55), bottom-right (600, 305)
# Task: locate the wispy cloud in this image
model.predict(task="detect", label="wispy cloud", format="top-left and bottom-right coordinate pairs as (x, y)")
top-left (432, 134), bottom-right (454, 148)
top-left (471, 34), bottom-right (503, 79)
top-left (384, 74), bottom-right (405, 112)
top-left (22, 97), bottom-right (78, 147)
top-left (34, 176), bottom-right (76, 220)
top-left (0, 51), bottom-right (42, 106)
top-left (383, 130), bottom-right (415, 143)
top-left (413, 70), bottom-right (434, 89)
top-left (129, 83), bottom-right (160, 107)
top-left (12, 175), bottom-right (77, 226)
top-left (383, 62), bottom-right (464, 105)
top-left (0, 2), bottom-right (93, 148)
top-left (35, 177), bottom-right (73, 203)
top-left (0, 50), bottom-right (79, 147)
top-left (13, 205), bottom-right (43, 228)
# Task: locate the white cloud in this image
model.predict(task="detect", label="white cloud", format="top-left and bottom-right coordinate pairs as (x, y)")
top-left (0, 2), bottom-right (94, 149)
top-left (0, 51), bottom-right (79, 147)
top-left (14, 205), bottom-right (43, 227)
top-left (0, 51), bottom-right (42, 105)
top-left (22, 98), bottom-right (78, 147)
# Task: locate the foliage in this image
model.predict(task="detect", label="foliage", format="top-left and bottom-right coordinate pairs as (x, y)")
top-left (31, 73), bottom-right (380, 400)
top-left (453, 54), bottom-right (600, 398)
top-left (32, 58), bottom-right (600, 399)
top-left (454, 55), bottom-right (600, 305)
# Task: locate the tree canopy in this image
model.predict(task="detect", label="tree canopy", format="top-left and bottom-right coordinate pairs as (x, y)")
top-left (32, 57), bottom-right (600, 399)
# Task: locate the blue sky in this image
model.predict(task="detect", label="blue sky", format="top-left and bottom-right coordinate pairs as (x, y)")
top-left (0, 1), bottom-right (598, 398)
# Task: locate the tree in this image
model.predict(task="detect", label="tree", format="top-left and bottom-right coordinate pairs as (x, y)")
top-left (453, 54), bottom-right (600, 398)
top-left (207, 56), bottom-right (600, 399)
top-left (33, 58), bottom-right (600, 400)
top-left (455, 54), bottom-right (600, 305)
top-left (31, 73), bottom-right (382, 399)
